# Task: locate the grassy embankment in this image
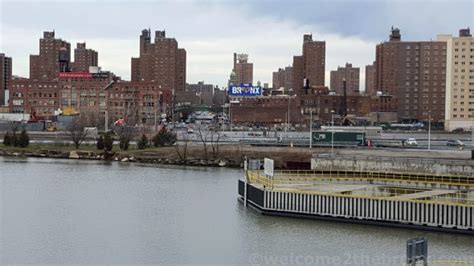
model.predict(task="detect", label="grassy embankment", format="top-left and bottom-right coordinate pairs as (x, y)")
top-left (0, 142), bottom-right (314, 168)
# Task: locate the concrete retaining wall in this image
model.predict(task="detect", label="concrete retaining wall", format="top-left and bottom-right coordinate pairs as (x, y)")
top-left (311, 157), bottom-right (474, 175)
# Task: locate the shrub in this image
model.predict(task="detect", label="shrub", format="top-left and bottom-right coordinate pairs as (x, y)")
top-left (96, 136), bottom-right (105, 150)
top-left (18, 129), bottom-right (29, 148)
top-left (114, 125), bottom-right (137, 152)
top-left (119, 139), bottom-right (129, 151)
top-left (11, 132), bottom-right (19, 147)
top-left (137, 134), bottom-right (148, 150)
top-left (152, 128), bottom-right (177, 147)
top-left (3, 131), bottom-right (11, 146)
top-left (104, 132), bottom-right (114, 151)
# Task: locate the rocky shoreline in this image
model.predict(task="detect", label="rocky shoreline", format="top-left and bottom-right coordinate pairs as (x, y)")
top-left (0, 149), bottom-right (241, 168)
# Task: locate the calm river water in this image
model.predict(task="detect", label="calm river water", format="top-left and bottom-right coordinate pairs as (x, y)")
top-left (1, 157), bottom-right (473, 265)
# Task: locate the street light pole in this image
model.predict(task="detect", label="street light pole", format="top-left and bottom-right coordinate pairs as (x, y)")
top-left (286, 89), bottom-right (293, 140)
top-left (223, 87), bottom-right (226, 127)
top-left (428, 110), bottom-right (431, 151)
top-left (171, 89), bottom-right (175, 128)
top-left (331, 111), bottom-right (335, 157)
top-left (471, 122), bottom-right (474, 148)
top-left (229, 101), bottom-right (232, 132)
top-left (287, 95), bottom-right (291, 139)
top-left (103, 79), bottom-right (115, 132)
top-left (309, 110), bottom-right (313, 149)
top-left (154, 107), bottom-right (157, 131)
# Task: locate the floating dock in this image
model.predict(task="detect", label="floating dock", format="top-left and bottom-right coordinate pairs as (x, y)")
top-left (238, 169), bottom-right (474, 234)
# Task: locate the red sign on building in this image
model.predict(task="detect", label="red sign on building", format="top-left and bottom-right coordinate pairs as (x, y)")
top-left (58, 72), bottom-right (92, 78)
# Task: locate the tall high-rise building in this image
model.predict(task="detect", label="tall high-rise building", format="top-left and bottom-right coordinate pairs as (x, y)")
top-left (233, 53), bottom-right (253, 85)
top-left (375, 27), bottom-right (447, 122)
top-left (272, 66), bottom-right (293, 90)
top-left (131, 29), bottom-right (186, 91)
top-left (365, 62), bottom-right (376, 96)
top-left (437, 28), bottom-right (474, 131)
top-left (303, 34), bottom-right (326, 88)
top-left (72, 42), bottom-right (98, 72)
top-left (0, 53), bottom-right (12, 106)
top-left (292, 34), bottom-right (326, 95)
top-left (292, 55), bottom-right (304, 93)
top-left (330, 62), bottom-right (360, 95)
top-left (273, 68), bottom-right (285, 89)
top-left (30, 31), bottom-right (71, 81)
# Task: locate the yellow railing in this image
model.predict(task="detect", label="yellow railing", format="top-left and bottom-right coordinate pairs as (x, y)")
top-left (247, 171), bottom-right (273, 189)
top-left (259, 169), bottom-right (474, 188)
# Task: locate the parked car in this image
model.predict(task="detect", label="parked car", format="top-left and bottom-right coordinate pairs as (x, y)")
top-left (187, 128), bottom-right (194, 134)
top-left (446, 139), bottom-right (465, 147)
top-left (405, 138), bottom-right (418, 146)
top-left (452, 128), bottom-right (465, 133)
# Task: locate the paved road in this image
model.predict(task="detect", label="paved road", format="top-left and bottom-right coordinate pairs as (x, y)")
top-left (1, 130), bottom-right (473, 151)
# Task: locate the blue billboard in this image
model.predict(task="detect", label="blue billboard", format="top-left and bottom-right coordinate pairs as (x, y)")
top-left (228, 84), bottom-right (262, 97)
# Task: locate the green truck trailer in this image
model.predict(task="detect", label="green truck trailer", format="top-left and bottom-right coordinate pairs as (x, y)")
top-left (311, 131), bottom-right (366, 146)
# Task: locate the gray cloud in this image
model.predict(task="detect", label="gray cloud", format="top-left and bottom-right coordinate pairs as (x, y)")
top-left (0, 0), bottom-right (472, 89)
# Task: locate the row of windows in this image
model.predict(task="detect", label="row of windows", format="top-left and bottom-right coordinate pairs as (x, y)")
top-left (28, 93), bottom-right (57, 98)
top-left (454, 42), bottom-right (474, 46)
top-left (12, 84), bottom-right (58, 88)
top-left (405, 45), bottom-right (446, 50)
top-left (452, 114), bottom-right (471, 118)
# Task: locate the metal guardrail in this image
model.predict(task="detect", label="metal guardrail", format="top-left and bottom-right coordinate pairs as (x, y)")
top-left (261, 169), bottom-right (474, 186)
top-left (246, 170), bottom-right (474, 206)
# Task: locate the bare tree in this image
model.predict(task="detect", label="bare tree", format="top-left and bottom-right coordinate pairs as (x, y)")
top-left (66, 116), bottom-right (89, 149)
top-left (114, 125), bottom-right (138, 151)
top-left (174, 131), bottom-right (189, 161)
top-left (196, 124), bottom-right (210, 160)
top-left (210, 129), bottom-right (221, 158)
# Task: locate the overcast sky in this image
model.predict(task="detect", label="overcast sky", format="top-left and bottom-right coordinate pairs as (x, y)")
top-left (1, 0), bottom-right (473, 90)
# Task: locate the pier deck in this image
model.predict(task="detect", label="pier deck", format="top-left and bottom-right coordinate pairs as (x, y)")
top-left (239, 169), bottom-right (474, 233)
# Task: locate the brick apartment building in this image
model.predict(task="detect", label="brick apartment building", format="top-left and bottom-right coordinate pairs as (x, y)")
top-left (176, 81), bottom-right (216, 108)
top-left (292, 55), bottom-right (304, 93)
top-left (232, 53), bottom-right (253, 85)
top-left (106, 81), bottom-right (173, 125)
top-left (58, 72), bottom-right (114, 125)
top-left (131, 29), bottom-right (186, 92)
top-left (176, 86), bottom-right (226, 112)
top-left (437, 28), bottom-right (474, 131)
top-left (375, 27), bottom-right (447, 122)
top-left (231, 96), bottom-right (305, 125)
top-left (291, 34), bottom-right (326, 95)
top-left (30, 31), bottom-right (71, 81)
top-left (9, 78), bottom-right (59, 117)
top-left (330, 62), bottom-right (360, 95)
top-left (0, 53), bottom-right (12, 106)
top-left (273, 68), bottom-right (284, 89)
top-left (72, 42), bottom-right (98, 72)
top-left (272, 66), bottom-right (293, 90)
top-left (365, 62), bottom-right (376, 96)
